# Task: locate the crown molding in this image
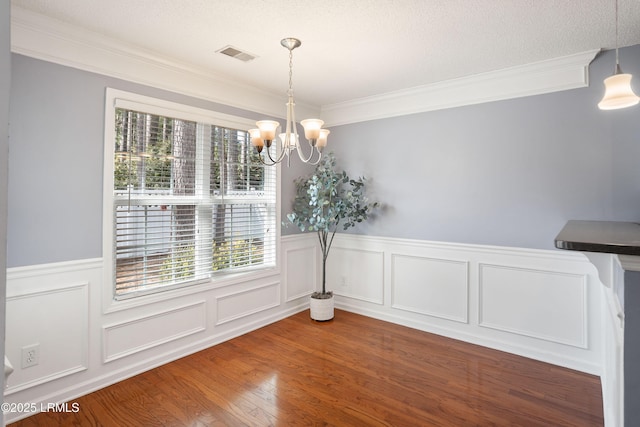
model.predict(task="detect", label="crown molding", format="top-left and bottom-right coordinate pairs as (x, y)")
top-left (320, 49), bottom-right (600, 127)
top-left (10, 6), bottom-right (598, 128)
top-left (9, 6), bottom-right (319, 120)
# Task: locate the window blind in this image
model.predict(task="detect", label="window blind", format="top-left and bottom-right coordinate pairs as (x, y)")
top-left (112, 108), bottom-right (276, 297)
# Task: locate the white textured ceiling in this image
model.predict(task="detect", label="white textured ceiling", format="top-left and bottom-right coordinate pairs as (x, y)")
top-left (11, 0), bottom-right (640, 108)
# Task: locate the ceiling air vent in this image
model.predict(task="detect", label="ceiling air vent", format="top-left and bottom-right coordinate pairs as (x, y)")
top-left (217, 45), bottom-right (257, 62)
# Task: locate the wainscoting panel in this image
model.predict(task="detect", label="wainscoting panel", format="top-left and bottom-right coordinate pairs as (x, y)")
top-left (3, 235), bottom-right (608, 425)
top-left (216, 282), bottom-right (280, 325)
top-left (478, 264), bottom-right (587, 348)
top-left (3, 248), bottom-right (303, 424)
top-left (391, 254), bottom-right (469, 323)
top-left (327, 234), bottom-right (602, 377)
top-left (284, 245), bottom-right (316, 301)
top-left (328, 247), bottom-right (384, 304)
top-left (103, 301), bottom-right (207, 363)
top-left (5, 260), bottom-right (96, 395)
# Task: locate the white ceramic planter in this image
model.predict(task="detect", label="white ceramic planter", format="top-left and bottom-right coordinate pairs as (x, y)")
top-left (309, 295), bottom-right (334, 321)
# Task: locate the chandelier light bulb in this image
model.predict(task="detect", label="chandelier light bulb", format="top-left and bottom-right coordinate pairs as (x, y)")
top-left (316, 129), bottom-right (330, 151)
top-left (300, 119), bottom-right (324, 143)
top-left (256, 120), bottom-right (279, 146)
top-left (248, 129), bottom-right (264, 152)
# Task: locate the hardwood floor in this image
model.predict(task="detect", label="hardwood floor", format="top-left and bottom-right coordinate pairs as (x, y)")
top-left (10, 309), bottom-right (603, 426)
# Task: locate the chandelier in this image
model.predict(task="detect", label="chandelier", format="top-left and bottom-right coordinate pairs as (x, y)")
top-left (249, 38), bottom-right (329, 166)
top-left (598, 0), bottom-right (639, 110)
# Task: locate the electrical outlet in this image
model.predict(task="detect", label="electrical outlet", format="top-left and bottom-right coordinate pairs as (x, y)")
top-left (21, 344), bottom-right (40, 369)
top-left (340, 276), bottom-right (347, 288)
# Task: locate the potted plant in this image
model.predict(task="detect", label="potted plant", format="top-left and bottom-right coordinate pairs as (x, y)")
top-left (286, 153), bottom-right (378, 321)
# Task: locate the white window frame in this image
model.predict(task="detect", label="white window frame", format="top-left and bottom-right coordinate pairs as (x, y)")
top-left (102, 88), bottom-right (281, 312)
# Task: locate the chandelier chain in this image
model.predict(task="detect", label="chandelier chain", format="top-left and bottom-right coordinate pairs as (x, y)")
top-left (289, 48), bottom-right (294, 92)
top-left (615, 0), bottom-right (619, 66)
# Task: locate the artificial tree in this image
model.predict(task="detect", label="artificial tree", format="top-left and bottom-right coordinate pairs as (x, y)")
top-left (286, 153), bottom-right (378, 301)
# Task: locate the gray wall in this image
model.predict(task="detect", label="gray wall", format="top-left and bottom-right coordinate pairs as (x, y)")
top-left (321, 45), bottom-right (640, 250)
top-left (7, 54), bottom-right (304, 268)
top-left (1, 0), bottom-right (11, 396)
top-left (7, 46), bottom-right (640, 268)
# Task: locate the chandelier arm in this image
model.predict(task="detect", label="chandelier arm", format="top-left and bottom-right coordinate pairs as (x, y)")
top-left (295, 139), bottom-right (319, 163)
top-left (274, 141), bottom-right (289, 163)
top-left (289, 97), bottom-right (318, 163)
top-left (256, 147), bottom-right (279, 166)
top-left (265, 146), bottom-right (277, 164)
top-left (265, 143), bottom-right (286, 164)
top-left (306, 149), bottom-right (322, 165)
top-left (257, 154), bottom-right (270, 166)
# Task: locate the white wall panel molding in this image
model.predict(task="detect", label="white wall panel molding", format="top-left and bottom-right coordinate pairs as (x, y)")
top-left (5, 281), bottom-right (89, 395)
top-left (329, 247), bottom-right (384, 304)
top-left (3, 245), bottom-right (305, 424)
top-left (103, 301), bottom-right (207, 363)
top-left (10, 6), bottom-right (318, 121)
top-left (325, 233), bottom-right (590, 262)
top-left (6, 258), bottom-right (101, 285)
top-left (103, 266), bottom-right (281, 315)
top-left (5, 302), bottom-right (306, 424)
top-left (321, 50), bottom-right (598, 126)
top-left (326, 233), bottom-right (602, 375)
top-left (391, 254), bottom-right (468, 323)
top-left (216, 282), bottom-right (281, 325)
top-left (478, 263), bottom-right (588, 348)
top-left (2, 236), bottom-right (605, 423)
top-left (283, 238), bottom-right (318, 302)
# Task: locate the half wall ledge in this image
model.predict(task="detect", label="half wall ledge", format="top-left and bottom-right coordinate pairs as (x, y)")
top-left (555, 220), bottom-right (640, 427)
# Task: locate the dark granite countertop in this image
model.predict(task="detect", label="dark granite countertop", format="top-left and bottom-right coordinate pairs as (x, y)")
top-left (555, 220), bottom-right (640, 256)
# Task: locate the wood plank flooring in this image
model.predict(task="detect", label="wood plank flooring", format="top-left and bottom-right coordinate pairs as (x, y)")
top-left (10, 309), bottom-right (603, 426)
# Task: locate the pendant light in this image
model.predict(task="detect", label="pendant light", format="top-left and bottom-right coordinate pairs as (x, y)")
top-left (598, 0), bottom-right (639, 110)
top-left (249, 38), bottom-right (329, 166)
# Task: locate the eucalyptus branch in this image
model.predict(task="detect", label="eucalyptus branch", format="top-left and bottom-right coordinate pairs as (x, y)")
top-left (326, 216), bottom-right (340, 259)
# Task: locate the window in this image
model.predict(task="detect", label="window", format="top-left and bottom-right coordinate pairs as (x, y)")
top-left (104, 89), bottom-right (277, 299)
